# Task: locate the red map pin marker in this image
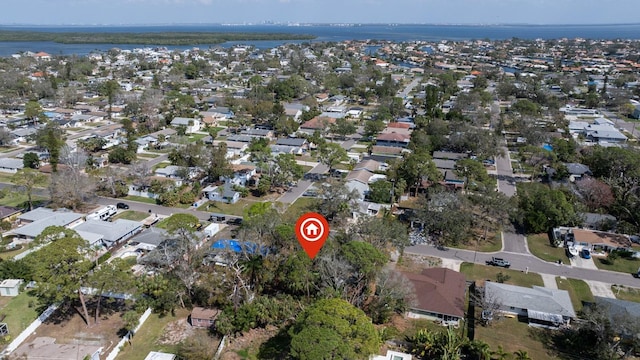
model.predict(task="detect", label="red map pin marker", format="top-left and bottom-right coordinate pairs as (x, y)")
top-left (295, 212), bottom-right (330, 259)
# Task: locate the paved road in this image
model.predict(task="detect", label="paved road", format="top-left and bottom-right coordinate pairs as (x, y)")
top-left (494, 145), bottom-right (516, 197)
top-left (405, 244), bottom-right (640, 288)
top-left (601, 109), bottom-right (638, 139)
top-left (277, 163), bottom-right (328, 204)
top-left (398, 76), bottom-right (422, 99)
top-left (144, 153), bottom-right (169, 168)
top-left (493, 144), bottom-right (531, 254)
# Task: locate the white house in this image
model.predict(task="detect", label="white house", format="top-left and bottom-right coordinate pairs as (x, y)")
top-left (221, 165), bottom-right (257, 186)
top-left (170, 117), bottom-right (201, 134)
top-left (0, 279), bottom-right (23, 297)
top-left (202, 184), bottom-right (240, 204)
top-left (0, 158), bottom-right (24, 174)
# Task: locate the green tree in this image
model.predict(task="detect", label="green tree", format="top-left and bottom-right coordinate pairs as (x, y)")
top-left (317, 142), bottom-right (348, 173)
top-left (100, 79), bottom-right (120, 119)
top-left (108, 146), bottom-right (136, 164)
top-left (35, 122), bottom-right (66, 172)
top-left (367, 179), bottom-right (393, 204)
top-left (24, 100), bottom-right (44, 124)
top-left (455, 158), bottom-right (494, 192)
top-left (513, 349), bottom-right (531, 360)
top-left (271, 153), bottom-right (304, 189)
top-left (363, 119), bottom-right (385, 138)
top-left (516, 182), bottom-right (579, 233)
top-left (87, 259), bottom-right (136, 324)
top-left (27, 227), bottom-right (93, 325)
top-left (12, 169), bottom-right (47, 210)
top-left (288, 298), bottom-right (380, 360)
top-left (330, 117), bottom-right (357, 140)
top-left (22, 152), bottom-right (40, 169)
top-left (206, 142), bottom-right (233, 182)
top-left (162, 213), bottom-right (200, 233)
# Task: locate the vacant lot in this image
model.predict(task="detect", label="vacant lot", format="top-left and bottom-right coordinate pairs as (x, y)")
top-left (612, 285), bottom-right (640, 303)
top-left (112, 210), bottom-right (149, 222)
top-left (0, 292), bottom-right (39, 342)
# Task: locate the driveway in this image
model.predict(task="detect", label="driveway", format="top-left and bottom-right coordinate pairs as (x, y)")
top-left (502, 232), bottom-right (529, 254)
top-left (569, 255), bottom-right (599, 270)
top-left (585, 280), bottom-right (616, 298)
top-left (494, 145), bottom-right (516, 197)
top-left (277, 180), bottom-right (313, 204)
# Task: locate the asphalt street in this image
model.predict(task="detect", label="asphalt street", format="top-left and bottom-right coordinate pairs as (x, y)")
top-left (405, 243), bottom-right (640, 288)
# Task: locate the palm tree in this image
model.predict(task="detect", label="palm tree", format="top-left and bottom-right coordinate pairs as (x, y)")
top-left (513, 349), bottom-right (531, 360)
top-left (240, 253), bottom-right (264, 291)
top-left (465, 339), bottom-right (492, 360)
top-left (491, 345), bottom-right (510, 360)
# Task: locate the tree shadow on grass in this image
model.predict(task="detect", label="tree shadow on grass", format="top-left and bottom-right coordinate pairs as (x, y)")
top-left (257, 325), bottom-right (292, 360)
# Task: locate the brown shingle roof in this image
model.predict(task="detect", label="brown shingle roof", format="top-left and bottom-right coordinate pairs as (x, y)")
top-left (191, 307), bottom-right (220, 321)
top-left (404, 268), bottom-right (466, 318)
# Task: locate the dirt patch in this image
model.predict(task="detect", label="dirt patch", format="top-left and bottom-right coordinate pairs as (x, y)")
top-left (395, 253), bottom-right (442, 273)
top-left (220, 325), bottom-right (280, 360)
top-left (158, 318), bottom-right (197, 345)
top-left (19, 300), bottom-right (131, 357)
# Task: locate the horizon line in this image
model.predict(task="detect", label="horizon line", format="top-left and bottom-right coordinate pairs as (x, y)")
top-left (1, 22), bottom-right (640, 27)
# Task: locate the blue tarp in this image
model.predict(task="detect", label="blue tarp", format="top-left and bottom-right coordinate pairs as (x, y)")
top-left (211, 239), bottom-right (270, 255)
top-left (542, 144), bottom-right (553, 151)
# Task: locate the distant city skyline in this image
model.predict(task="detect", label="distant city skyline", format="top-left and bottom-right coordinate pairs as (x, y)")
top-left (1, 0), bottom-right (639, 26)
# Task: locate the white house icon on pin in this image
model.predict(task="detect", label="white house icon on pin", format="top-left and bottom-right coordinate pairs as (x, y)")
top-left (305, 223), bottom-right (319, 236)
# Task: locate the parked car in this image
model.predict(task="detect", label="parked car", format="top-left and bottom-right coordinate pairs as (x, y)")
top-left (486, 257), bottom-right (511, 268)
top-left (116, 202), bottom-right (129, 210)
top-left (580, 249), bottom-right (591, 259)
top-left (226, 218), bottom-right (243, 226)
top-left (209, 213), bottom-right (226, 222)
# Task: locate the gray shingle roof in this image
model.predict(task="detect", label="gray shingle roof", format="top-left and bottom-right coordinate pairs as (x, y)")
top-left (74, 219), bottom-right (142, 243)
top-left (485, 282), bottom-right (576, 318)
top-left (13, 209), bottom-right (84, 238)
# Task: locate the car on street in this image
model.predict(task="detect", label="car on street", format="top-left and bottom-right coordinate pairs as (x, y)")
top-left (116, 202), bottom-right (129, 210)
top-left (486, 257), bottom-right (511, 268)
top-left (580, 249), bottom-right (591, 259)
top-left (226, 218), bottom-right (243, 226)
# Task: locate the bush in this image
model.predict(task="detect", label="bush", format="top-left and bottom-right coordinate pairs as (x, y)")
top-left (496, 272), bottom-right (511, 283)
top-left (98, 252), bottom-right (112, 265)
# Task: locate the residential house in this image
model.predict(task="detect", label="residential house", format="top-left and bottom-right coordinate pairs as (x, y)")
top-left (433, 151), bottom-right (468, 161)
top-left (404, 268), bottom-right (467, 327)
top-left (222, 164), bottom-right (257, 186)
top-left (202, 183), bottom-right (240, 204)
top-left (226, 135), bottom-right (254, 143)
top-left (10, 127), bottom-right (38, 144)
top-left (0, 206), bottom-right (22, 221)
top-left (594, 296), bottom-right (640, 339)
top-left (484, 282), bottom-right (576, 327)
top-left (371, 350), bottom-right (413, 360)
top-left (208, 106), bottom-right (234, 119)
top-left (270, 144), bottom-right (302, 155)
top-left (565, 163), bottom-right (592, 180)
top-left (580, 212), bottom-right (616, 231)
top-left (275, 137), bottom-right (308, 150)
top-left (11, 208), bottom-right (85, 241)
top-left (240, 128), bottom-right (274, 140)
top-left (283, 102), bottom-right (309, 121)
top-left (0, 158), bottom-right (24, 173)
top-left (345, 170), bottom-right (375, 200)
top-left (92, 124), bottom-right (123, 149)
top-left (557, 227), bottom-right (632, 253)
top-left (213, 140), bottom-right (248, 157)
top-left (199, 111), bottom-right (226, 126)
top-left (375, 131), bottom-right (411, 148)
top-left (170, 117), bottom-right (201, 134)
top-left (190, 307), bottom-right (220, 328)
top-left (369, 145), bottom-right (408, 162)
top-left (569, 120), bottom-right (627, 144)
top-left (298, 116), bottom-right (336, 135)
top-left (74, 219), bottom-right (143, 248)
top-left (0, 279), bottom-right (23, 297)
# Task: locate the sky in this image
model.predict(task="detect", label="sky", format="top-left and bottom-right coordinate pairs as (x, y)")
top-left (1, 0), bottom-right (638, 25)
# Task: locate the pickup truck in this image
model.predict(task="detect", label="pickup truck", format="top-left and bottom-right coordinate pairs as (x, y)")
top-left (486, 257), bottom-right (511, 268)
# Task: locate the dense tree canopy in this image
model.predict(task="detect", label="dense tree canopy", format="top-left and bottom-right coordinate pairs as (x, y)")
top-left (288, 298), bottom-right (380, 360)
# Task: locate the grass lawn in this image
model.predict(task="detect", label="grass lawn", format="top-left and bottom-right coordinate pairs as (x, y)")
top-left (556, 277), bottom-right (594, 312)
top-left (612, 285), bottom-right (640, 303)
top-left (0, 192), bottom-right (47, 208)
top-left (0, 292), bottom-right (39, 340)
top-left (188, 133), bottom-right (208, 142)
top-left (0, 245), bottom-right (28, 260)
top-left (124, 195), bottom-right (158, 205)
top-left (300, 165), bottom-right (313, 173)
top-left (594, 256), bottom-right (640, 275)
top-left (475, 317), bottom-right (559, 359)
top-left (115, 308), bottom-right (191, 360)
top-left (0, 147), bottom-right (18, 153)
top-left (460, 263), bottom-right (544, 287)
top-left (151, 162), bottom-right (171, 171)
top-left (136, 153), bottom-right (160, 159)
top-left (527, 233), bottom-right (569, 265)
top-left (284, 197), bottom-right (318, 222)
top-left (197, 199), bottom-right (254, 217)
top-left (453, 233), bottom-right (502, 253)
top-left (112, 210), bottom-right (149, 222)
